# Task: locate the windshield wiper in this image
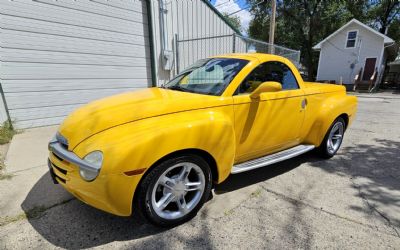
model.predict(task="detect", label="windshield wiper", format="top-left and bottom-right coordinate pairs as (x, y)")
top-left (167, 85), bottom-right (202, 94)
top-left (167, 85), bottom-right (189, 92)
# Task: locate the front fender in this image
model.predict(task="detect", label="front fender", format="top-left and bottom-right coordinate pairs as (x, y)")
top-left (71, 106), bottom-right (235, 216)
top-left (303, 94), bottom-right (357, 146)
top-left (74, 106), bottom-right (236, 183)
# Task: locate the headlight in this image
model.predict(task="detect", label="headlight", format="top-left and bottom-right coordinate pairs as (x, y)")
top-left (80, 151), bottom-right (103, 181)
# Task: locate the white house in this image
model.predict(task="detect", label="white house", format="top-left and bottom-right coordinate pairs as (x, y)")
top-left (313, 19), bottom-right (398, 87)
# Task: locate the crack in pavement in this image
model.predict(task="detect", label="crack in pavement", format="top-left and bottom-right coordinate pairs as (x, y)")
top-left (0, 197), bottom-right (76, 227)
top-left (351, 178), bottom-right (400, 238)
top-left (4, 164), bottom-right (47, 175)
top-left (257, 184), bottom-right (400, 239)
top-left (335, 153), bottom-right (400, 238)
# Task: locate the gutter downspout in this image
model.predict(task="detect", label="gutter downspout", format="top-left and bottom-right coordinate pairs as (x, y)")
top-left (159, 0), bottom-right (173, 71)
top-left (0, 82), bottom-right (12, 128)
top-left (146, 0), bottom-right (157, 87)
top-left (160, 0), bottom-right (169, 53)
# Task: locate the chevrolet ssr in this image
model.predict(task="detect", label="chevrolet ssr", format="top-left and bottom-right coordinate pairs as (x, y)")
top-left (48, 53), bottom-right (357, 226)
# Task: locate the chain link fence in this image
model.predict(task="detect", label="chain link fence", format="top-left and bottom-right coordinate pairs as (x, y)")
top-left (175, 33), bottom-right (301, 74)
top-left (234, 35), bottom-right (301, 65)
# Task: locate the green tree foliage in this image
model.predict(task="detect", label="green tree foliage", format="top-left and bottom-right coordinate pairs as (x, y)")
top-left (368, 0), bottom-right (400, 35)
top-left (247, 0), bottom-right (400, 80)
top-left (223, 13), bottom-right (243, 32)
top-left (345, 0), bottom-right (370, 22)
top-left (388, 18), bottom-right (400, 43)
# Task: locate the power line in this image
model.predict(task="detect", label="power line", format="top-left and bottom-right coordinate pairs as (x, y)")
top-left (215, 0), bottom-right (231, 8)
top-left (217, 0), bottom-right (241, 13)
top-left (227, 0), bottom-right (264, 16)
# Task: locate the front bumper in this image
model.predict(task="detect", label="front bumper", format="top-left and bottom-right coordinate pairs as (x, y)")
top-left (48, 138), bottom-right (101, 177)
top-left (48, 139), bottom-right (142, 216)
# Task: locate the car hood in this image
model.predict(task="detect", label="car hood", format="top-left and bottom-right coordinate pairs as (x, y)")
top-left (58, 88), bottom-right (230, 149)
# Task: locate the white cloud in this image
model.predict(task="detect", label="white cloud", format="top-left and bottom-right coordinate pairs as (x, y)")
top-left (214, 0), bottom-right (252, 34)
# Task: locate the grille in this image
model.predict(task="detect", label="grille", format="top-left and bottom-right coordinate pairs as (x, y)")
top-left (52, 152), bottom-right (64, 162)
top-left (50, 161), bottom-right (68, 183)
top-left (53, 163), bottom-right (67, 175)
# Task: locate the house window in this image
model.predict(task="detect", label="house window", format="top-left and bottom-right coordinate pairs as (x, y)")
top-left (346, 31), bottom-right (357, 48)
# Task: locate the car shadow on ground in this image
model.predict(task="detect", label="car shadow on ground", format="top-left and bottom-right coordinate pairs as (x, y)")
top-left (21, 171), bottom-right (171, 248)
top-left (214, 152), bottom-right (321, 194)
top-left (21, 152), bottom-right (319, 248)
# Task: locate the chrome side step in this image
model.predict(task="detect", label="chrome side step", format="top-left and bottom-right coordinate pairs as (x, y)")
top-left (231, 144), bottom-right (315, 174)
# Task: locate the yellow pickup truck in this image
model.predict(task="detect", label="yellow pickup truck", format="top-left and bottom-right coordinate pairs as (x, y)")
top-left (48, 53), bottom-right (357, 226)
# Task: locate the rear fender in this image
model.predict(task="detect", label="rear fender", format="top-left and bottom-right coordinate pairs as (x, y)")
top-left (303, 94), bottom-right (357, 146)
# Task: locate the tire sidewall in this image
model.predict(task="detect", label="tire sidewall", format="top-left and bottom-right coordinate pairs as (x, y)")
top-left (321, 117), bottom-right (345, 157)
top-left (140, 155), bottom-right (212, 227)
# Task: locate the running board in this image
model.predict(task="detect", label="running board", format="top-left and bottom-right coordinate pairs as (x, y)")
top-left (231, 145), bottom-right (315, 174)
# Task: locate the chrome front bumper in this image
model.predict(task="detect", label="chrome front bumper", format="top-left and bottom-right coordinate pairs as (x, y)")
top-left (48, 138), bottom-right (100, 174)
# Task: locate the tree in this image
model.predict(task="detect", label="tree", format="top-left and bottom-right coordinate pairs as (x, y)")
top-left (248, 0), bottom-right (349, 79)
top-left (387, 18), bottom-right (400, 43)
top-left (247, 0), bottom-right (400, 80)
top-left (368, 0), bottom-right (400, 35)
top-left (345, 0), bottom-right (370, 23)
top-left (223, 13), bottom-right (242, 32)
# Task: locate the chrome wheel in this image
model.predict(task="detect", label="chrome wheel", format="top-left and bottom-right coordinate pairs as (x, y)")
top-left (151, 162), bottom-right (205, 220)
top-left (327, 121), bottom-right (344, 155)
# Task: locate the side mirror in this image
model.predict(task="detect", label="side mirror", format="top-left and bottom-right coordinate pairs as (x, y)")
top-left (250, 81), bottom-right (282, 99)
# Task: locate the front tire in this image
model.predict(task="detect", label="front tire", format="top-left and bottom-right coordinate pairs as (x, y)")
top-left (135, 154), bottom-right (212, 227)
top-left (316, 117), bottom-right (345, 158)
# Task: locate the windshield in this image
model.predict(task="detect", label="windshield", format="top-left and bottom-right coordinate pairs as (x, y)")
top-left (163, 58), bottom-right (249, 96)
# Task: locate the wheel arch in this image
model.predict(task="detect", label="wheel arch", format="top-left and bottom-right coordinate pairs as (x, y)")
top-left (303, 95), bottom-right (355, 147)
top-left (337, 113), bottom-right (349, 130)
top-left (140, 148), bottom-right (219, 184)
top-left (131, 148), bottom-right (219, 217)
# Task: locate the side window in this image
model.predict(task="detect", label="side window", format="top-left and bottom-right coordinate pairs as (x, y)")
top-left (237, 64), bottom-right (268, 94)
top-left (346, 31), bottom-right (357, 48)
top-left (237, 61), bottom-right (299, 94)
top-left (280, 63), bottom-right (299, 90)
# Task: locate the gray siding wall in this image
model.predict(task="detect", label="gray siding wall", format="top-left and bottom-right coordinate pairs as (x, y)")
top-left (149, 0), bottom-right (242, 86)
top-left (0, 95), bottom-right (7, 124)
top-left (316, 22), bottom-right (384, 85)
top-left (0, 0), bottom-right (152, 128)
top-left (0, 0), bottom-right (241, 128)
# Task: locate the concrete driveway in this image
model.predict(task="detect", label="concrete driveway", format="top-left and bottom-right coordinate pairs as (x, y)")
top-left (0, 92), bottom-right (399, 249)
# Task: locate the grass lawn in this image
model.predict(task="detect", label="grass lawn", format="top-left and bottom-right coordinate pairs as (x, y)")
top-left (0, 121), bottom-right (16, 172)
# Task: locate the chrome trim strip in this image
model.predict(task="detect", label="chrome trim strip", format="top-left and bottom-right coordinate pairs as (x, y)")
top-left (56, 132), bottom-right (69, 148)
top-left (48, 141), bottom-right (100, 173)
top-left (231, 145), bottom-right (315, 174)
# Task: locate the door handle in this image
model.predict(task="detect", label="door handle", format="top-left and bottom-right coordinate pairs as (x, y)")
top-left (301, 98), bottom-right (307, 109)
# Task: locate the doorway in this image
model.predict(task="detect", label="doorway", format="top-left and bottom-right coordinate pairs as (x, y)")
top-left (362, 57), bottom-right (377, 81)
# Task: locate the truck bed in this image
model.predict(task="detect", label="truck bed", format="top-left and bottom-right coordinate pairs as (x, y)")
top-left (303, 82), bottom-right (346, 94)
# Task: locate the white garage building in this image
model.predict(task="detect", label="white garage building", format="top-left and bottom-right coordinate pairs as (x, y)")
top-left (0, 0), bottom-right (299, 129)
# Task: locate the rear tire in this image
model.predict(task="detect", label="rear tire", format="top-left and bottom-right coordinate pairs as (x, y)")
top-left (134, 154), bottom-right (212, 227)
top-left (316, 117), bottom-right (345, 158)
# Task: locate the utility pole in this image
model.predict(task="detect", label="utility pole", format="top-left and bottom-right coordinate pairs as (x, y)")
top-left (269, 0), bottom-right (276, 54)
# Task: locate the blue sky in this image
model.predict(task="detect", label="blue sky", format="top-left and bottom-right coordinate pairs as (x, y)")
top-left (211, 0), bottom-right (252, 33)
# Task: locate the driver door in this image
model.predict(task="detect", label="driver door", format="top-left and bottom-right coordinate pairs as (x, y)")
top-left (233, 61), bottom-right (305, 163)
